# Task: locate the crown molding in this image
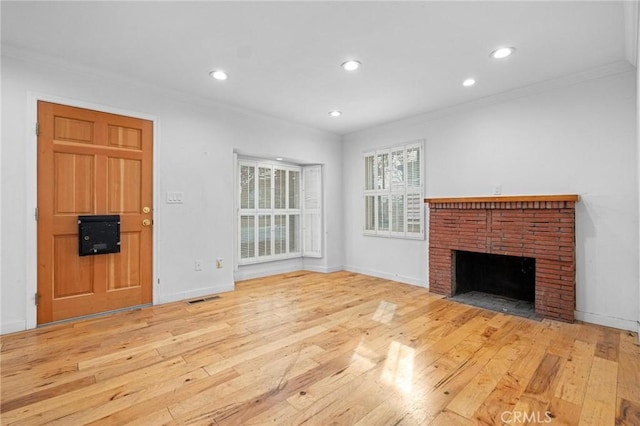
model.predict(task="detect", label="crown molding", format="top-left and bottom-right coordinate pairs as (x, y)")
top-left (346, 60), bottom-right (635, 139)
top-left (0, 43), bottom-right (340, 138)
top-left (624, 0), bottom-right (639, 67)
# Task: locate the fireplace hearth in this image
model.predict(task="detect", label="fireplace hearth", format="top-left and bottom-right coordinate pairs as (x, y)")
top-left (425, 195), bottom-right (579, 322)
top-left (448, 291), bottom-right (539, 320)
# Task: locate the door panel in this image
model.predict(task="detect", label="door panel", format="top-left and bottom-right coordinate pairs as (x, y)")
top-left (54, 153), bottom-right (94, 214)
top-left (37, 101), bottom-right (153, 324)
top-left (108, 125), bottom-right (142, 149)
top-left (53, 235), bottom-right (94, 298)
top-left (108, 158), bottom-right (141, 213)
top-left (107, 232), bottom-right (141, 290)
top-left (54, 116), bottom-right (94, 144)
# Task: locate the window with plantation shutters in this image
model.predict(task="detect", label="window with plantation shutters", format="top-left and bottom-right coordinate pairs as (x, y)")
top-left (302, 165), bottom-right (322, 258)
top-left (363, 141), bottom-right (424, 239)
top-left (238, 159), bottom-right (322, 264)
top-left (240, 164), bottom-right (255, 210)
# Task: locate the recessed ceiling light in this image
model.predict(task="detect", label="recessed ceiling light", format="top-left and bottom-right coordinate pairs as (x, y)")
top-left (463, 78), bottom-right (476, 87)
top-left (490, 47), bottom-right (515, 59)
top-left (209, 70), bottom-right (228, 80)
top-left (341, 60), bottom-right (361, 71)
top-left (329, 110), bottom-right (342, 117)
top-left (276, 157), bottom-right (284, 161)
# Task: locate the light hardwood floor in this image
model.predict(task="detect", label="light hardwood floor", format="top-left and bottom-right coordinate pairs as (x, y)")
top-left (1, 271), bottom-right (639, 425)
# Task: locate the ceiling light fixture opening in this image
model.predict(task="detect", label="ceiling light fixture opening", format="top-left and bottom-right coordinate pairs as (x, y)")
top-left (209, 70), bottom-right (228, 80)
top-left (276, 157), bottom-right (284, 161)
top-left (341, 60), bottom-right (361, 71)
top-left (329, 110), bottom-right (342, 117)
top-left (463, 78), bottom-right (476, 87)
top-left (490, 47), bottom-right (515, 59)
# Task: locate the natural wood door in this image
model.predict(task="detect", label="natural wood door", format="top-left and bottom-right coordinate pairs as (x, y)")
top-left (37, 101), bottom-right (153, 324)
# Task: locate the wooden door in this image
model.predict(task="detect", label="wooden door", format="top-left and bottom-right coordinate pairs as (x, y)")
top-left (37, 101), bottom-right (153, 324)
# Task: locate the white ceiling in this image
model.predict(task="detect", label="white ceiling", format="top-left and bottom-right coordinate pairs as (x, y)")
top-left (1, 1), bottom-right (635, 135)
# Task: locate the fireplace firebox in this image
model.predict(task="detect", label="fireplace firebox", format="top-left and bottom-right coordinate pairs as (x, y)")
top-left (454, 251), bottom-right (535, 302)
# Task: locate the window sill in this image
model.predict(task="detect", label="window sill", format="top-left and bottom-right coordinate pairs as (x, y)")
top-left (238, 253), bottom-right (303, 265)
top-left (363, 231), bottom-right (425, 241)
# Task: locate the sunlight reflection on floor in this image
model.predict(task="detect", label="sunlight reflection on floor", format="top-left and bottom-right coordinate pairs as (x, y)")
top-left (372, 300), bottom-right (397, 324)
top-left (352, 300), bottom-right (414, 395)
top-left (381, 341), bottom-right (415, 394)
top-left (350, 339), bottom-right (378, 374)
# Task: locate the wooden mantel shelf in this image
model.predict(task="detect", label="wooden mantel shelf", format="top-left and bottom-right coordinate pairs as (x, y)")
top-left (424, 194), bottom-right (580, 204)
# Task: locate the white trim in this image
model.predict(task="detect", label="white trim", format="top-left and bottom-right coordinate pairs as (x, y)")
top-left (0, 46), bottom-right (2, 338)
top-left (4, 44), bottom-right (339, 141)
top-left (303, 264), bottom-right (343, 274)
top-left (347, 61), bottom-right (635, 139)
top-left (234, 262), bottom-right (341, 281)
top-left (25, 94), bottom-right (38, 330)
top-left (233, 152), bottom-right (239, 274)
top-left (637, 0), bottom-right (640, 341)
top-left (574, 310), bottom-right (638, 333)
top-left (25, 92), bottom-right (159, 330)
top-left (235, 259), bottom-right (304, 281)
top-left (156, 283), bottom-right (233, 305)
top-left (623, 0), bottom-right (639, 67)
top-left (0, 320), bottom-right (28, 335)
top-left (302, 164), bottom-right (323, 258)
top-left (344, 265), bottom-right (427, 288)
top-left (361, 139), bottom-right (425, 155)
top-left (238, 253), bottom-right (303, 266)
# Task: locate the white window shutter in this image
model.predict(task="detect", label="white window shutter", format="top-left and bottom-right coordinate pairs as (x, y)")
top-left (362, 141), bottom-right (424, 240)
top-left (302, 164), bottom-right (322, 258)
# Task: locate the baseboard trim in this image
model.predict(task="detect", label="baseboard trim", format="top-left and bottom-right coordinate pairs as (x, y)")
top-left (235, 264), bottom-right (303, 281)
top-left (156, 284), bottom-right (234, 305)
top-left (344, 265), bottom-right (427, 287)
top-left (234, 264), bottom-right (343, 281)
top-left (304, 265), bottom-right (343, 274)
top-left (574, 310), bottom-right (638, 332)
top-left (1, 320), bottom-right (27, 335)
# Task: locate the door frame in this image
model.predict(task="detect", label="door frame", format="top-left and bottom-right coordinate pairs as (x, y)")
top-left (25, 92), bottom-right (160, 330)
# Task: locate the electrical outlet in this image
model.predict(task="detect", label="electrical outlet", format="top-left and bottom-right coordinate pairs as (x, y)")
top-left (216, 258), bottom-right (223, 269)
top-left (194, 260), bottom-right (202, 271)
top-left (493, 184), bottom-right (502, 195)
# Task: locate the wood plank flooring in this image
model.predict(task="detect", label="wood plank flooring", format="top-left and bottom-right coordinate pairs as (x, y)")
top-left (1, 271), bottom-right (639, 425)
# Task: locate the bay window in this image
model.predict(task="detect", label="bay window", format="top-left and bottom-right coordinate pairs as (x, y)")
top-left (238, 159), bottom-right (322, 264)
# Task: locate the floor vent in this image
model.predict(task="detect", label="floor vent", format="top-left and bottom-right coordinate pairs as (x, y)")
top-left (187, 295), bottom-right (221, 305)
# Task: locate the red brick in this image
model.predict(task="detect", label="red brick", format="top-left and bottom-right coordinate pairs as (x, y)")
top-left (429, 201), bottom-right (576, 322)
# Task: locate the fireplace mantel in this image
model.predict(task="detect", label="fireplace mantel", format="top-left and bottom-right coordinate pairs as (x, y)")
top-left (424, 194), bottom-right (580, 204)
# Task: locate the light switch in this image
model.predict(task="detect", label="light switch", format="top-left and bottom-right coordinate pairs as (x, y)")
top-left (166, 192), bottom-right (184, 204)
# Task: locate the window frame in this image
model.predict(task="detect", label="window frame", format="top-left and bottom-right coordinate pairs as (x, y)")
top-left (238, 159), bottom-right (303, 265)
top-left (363, 141), bottom-right (424, 240)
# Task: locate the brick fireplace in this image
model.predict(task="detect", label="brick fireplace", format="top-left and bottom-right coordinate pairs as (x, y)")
top-left (425, 195), bottom-right (579, 322)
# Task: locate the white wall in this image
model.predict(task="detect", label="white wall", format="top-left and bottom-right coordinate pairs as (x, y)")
top-left (0, 49), bottom-right (343, 334)
top-left (2, 48), bottom-right (637, 334)
top-left (636, 6), bottom-right (640, 337)
top-left (0, 51), bottom-right (3, 334)
top-left (343, 68), bottom-right (638, 331)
